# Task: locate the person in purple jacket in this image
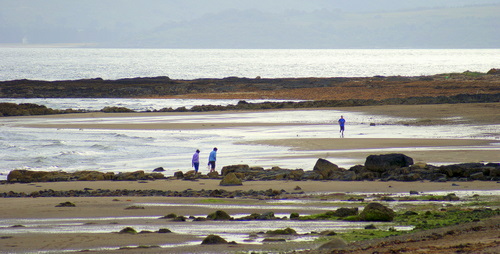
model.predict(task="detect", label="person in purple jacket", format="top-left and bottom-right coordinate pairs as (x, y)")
top-left (192, 149), bottom-right (200, 173)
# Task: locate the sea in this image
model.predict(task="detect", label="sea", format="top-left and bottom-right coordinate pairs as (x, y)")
top-left (1, 48), bottom-right (499, 81)
top-left (1, 48), bottom-right (499, 180)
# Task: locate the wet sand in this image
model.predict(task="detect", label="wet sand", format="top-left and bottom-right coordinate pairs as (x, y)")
top-left (1, 102), bottom-right (499, 253)
top-left (1, 180), bottom-right (499, 253)
top-left (12, 102), bottom-right (500, 166)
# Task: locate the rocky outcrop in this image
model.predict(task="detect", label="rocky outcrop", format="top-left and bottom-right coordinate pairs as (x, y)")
top-left (7, 170), bottom-right (164, 183)
top-left (5, 156), bottom-right (500, 185)
top-left (365, 153), bottom-right (414, 172)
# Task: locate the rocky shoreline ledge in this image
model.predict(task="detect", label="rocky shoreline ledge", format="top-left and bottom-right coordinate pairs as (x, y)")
top-left (3, 154), bottom-right (499, 198)
top-left (1, 70), bottom-right (499, 99)
top-left (1, 92), bottom-right (499, 117)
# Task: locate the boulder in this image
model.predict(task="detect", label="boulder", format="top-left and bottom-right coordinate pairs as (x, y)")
top-left (153, 167), bottom-right (165, 172)
top-left (75, 171), bottom-right (110, 181)
top-left (207, 210), bottom-right (232, 220)
top-left (313, 158), bottom-right (340, 179)
top-left (333, 207), bottom-right (358, 217)
top-left (173, 171), bottom-right (184, 179)
top-left (266, 227), bottom-right (297, 235)
top-left (219, 172), bottom-right (242, 186)
top-left (359, 202), bottom-right (396, 221)
top-left (55, 201), bottom-right (76, 207)
top-left (365, 224), bottom-right (377, 229)
top-left (221, 164), bottom-right (250, 176)
top-left (257, 211), bottom-right (276, 220)
top-left (207, 171), bottom-right (219, 179)
top-left (201, 235), bottom-right (228, 245)
top-left (119, 227), bottom-right (137, 234)
top-left (365, 154), bottom-right (414, 172)
top-left (115, 171), bottom-right (146, 181)
top-left (183, 170), bottom-right (197, 179)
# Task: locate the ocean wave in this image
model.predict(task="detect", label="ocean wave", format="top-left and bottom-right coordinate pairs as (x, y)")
top-left (90, 144), bottom-right (111, 150)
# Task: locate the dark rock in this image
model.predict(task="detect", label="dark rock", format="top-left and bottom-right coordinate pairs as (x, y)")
top-left (257, 211), bottom-right (276, 220)
top-left (55, 201), bottom-right (75, 207)
top-left (266, 227), bottom-right (297, 235)
top-left (207, 171), bottom-right (220, 179)
top-left (359, 202), bottom-right (396, 221)
top-left (319, 230), bottom-right (337, 236)
top-left (262, 238), bottom-right (286, 242)
top-left (172, 216), bottom-right (186, 222)
top-left (160, 213), bottom-right (177, 219)
top-left (153, 167), bottom-right (165, 172)
top-left (290, 212), bottom-right (300, 219)
top-left (207, 210), bottom-right (232, 220)
top-left (173, 171), bottom-right (184, 179)
top-left (404, 211), bottom-right (419, 216)
top-left (157, 228), bottom-right (172, 233)
top-left (125, 206), bottom-right (144, 210)
top-left (201, 234), bottom-right (228, 245)
top-left (380, 196), bottom-right (396, 201)
top-left (333, 207), bottom-right (358, 217)
top-left (119, 227), bottom-right (137, 234)
top-left (340, 171), bottom-right (356, 181)
top-left (313, 158), bottom-right (340, 179)
top-left (364, 224), bottom-right (377, 229)
top-left (470, 172), bottom-right (486, 180)
top-left (365, 153), bottom-right (414, 172)
top-left (221, 164), bottom-right (250, 176)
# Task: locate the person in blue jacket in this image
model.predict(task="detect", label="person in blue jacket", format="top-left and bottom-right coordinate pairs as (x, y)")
top-left (338, 115), bottom-right (346, 136)
top-left (208, 147), bottom-right (218, 173)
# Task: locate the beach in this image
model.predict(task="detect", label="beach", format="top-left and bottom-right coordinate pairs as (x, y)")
top-left (1, 102), bottom-right (499, 253)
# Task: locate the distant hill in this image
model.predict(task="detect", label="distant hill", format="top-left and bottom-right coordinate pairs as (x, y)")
top-left (0, 0), bottom-right (498, 48)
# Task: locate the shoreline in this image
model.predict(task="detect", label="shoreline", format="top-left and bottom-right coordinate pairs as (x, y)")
top-left (1, 101), bottom-right (499, 253)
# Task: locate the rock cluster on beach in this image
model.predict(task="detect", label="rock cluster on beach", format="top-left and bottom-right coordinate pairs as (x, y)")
top-left (4, 154), bottom-right (499, 188)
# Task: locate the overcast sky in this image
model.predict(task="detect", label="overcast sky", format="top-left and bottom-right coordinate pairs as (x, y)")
top-left (1, 0), bottom-right (499, 48)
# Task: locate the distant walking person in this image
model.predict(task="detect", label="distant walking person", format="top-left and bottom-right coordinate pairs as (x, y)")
top-left (208, 147), bottom-right (218, 173)
top-left (338, 115), bottom-right (346, 137)
top-left (192, 149), bottom-right (200, 173)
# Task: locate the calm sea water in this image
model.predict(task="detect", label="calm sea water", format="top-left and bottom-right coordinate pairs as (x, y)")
top-left (0, 48), bottom-right (499, 81)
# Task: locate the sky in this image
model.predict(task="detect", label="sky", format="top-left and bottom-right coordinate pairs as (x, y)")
top-left (0, 0), bottom-right (499, 48)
